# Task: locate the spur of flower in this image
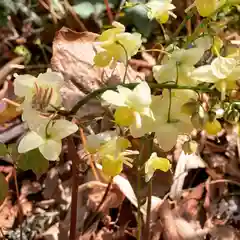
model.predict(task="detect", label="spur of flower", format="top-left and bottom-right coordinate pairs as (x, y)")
top-left (146, 0), bottom-right (176, 24)
top-left (191, 56), bottom-right (240, 96)
top-left (94, 21), bottom-right (142, 67)
top-left (145, 152), bottom-right (171, 182)
top-left (101, 81), bottom-right (155, 137)
top-left (153, 47), bottom-right (205, 86)
top-left (14, 69), bottom-right (64, 111)
top-left (18, 111), bottom-right (78, 161)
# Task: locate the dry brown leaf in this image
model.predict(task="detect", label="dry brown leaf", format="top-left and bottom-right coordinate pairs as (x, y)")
top-left (51, 27), bottom-right (144, 119)
top-left (158, 200), bottom-right (182, 240)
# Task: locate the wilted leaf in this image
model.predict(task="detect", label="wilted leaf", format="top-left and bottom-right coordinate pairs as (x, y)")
top-left (18, 149), bottom-right (49, 174)
top-left (0, 173), bottom-right (8, 204)
top-left (51, 27), bottom-right (144, 119)
top-left (0, 100), bottom-right (22, 125)
top-left (0, 143), bottom-right (8, 156)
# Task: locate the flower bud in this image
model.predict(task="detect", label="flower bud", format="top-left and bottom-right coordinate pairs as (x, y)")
top-left (204, 119), bottom-right (222, 135)
top-left (195, 0), bottom-right (217, 17)
top-left (181, 101), bottom-right (199, 116)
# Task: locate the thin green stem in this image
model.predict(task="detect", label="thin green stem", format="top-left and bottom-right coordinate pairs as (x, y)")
top-left (171, 11), bottom-right (194, 41)
top-left (65, 83), bottom-right (215, 116)
top-left (117, 41), bottom-right (129, 84)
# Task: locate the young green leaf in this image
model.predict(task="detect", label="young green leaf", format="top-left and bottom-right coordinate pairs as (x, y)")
top-left (0, 143), bottom-right (8, 156)
top-left (18, 149), bottom-right (49, 175)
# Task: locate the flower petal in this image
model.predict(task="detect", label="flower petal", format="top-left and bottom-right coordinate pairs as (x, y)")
top-left (39, 139), bottom-right (62, 161)
top-left (179, 48), bottom-right (205, 65)
top-left (155, 123), bottom-right (179, 151)
top-left (191, 65), bottom-right (218, 83)
top-left (14, 74), bottom-right (36, 98)
top-left (101, 90), bottom-right (126, 106)
top-left (50, 119), bottom-right (78, 140)
top-left (211, 57), bottom-right (236, 79)
top-left (153, 63), bottom-right (177, 84)
top-left (133, 82), bottom-right (152, 106)
top-left (18, 131), bottom-right (44, 153)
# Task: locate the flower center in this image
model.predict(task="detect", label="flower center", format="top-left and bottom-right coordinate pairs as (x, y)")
top-left (32, 83), bottom-right (53, 112)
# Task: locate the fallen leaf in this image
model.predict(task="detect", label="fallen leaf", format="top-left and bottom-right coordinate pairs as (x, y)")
top-left (51, 27), bottom-right (144, 119)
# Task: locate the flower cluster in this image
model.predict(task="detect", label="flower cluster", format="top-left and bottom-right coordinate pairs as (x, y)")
top-left (14, 70), bottom-right (78, 161)
top-left (94, 21), bottom-right (142, 68)
top-left (94, 18), bottom-right (240, 179)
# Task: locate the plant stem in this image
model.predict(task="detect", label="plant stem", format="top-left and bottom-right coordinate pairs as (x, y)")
top-left (104, 0), bottom-right (113, 24)
top-left (13, 168), bottom-right (23, 240)
top-left (136, 164), bottom-right (142, 240)
top-left (183, 2), bottom-right (229, 48)
top-left (68, 136), bottom-right (79, 240)
top-left (144, 179), bottom-right (152, 240)
top-left (65, 83), bottom-right (215, 116)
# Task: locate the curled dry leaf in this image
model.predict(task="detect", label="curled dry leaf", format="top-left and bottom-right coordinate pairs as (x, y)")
top-left (51, 27), bottom-right (144, 119)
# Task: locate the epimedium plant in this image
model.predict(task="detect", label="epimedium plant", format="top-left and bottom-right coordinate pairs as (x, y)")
top-left (1, 0), bottom-right (240, 239)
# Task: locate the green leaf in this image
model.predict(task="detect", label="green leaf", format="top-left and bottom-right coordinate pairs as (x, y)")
top-left (73, 2), bottom-right (95, 19)
top-left (0, 173), bottom-right (8, 204)
top-left (7, 144), bottom-right (19, 161)
top-left (121, 4), bottom-right (153, 37)
top-left (0, 143), bottom-right (8, 156)
top-left (18, 149), bottom-right (49, 175)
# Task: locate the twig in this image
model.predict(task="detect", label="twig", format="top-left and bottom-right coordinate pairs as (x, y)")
top-left (13, 169), bottom-right (23, 240)
top-left (0, 57), bottom-right (24, 86)
top-left (0, 227), bottom-right (6, 240)
top-left (104, 0), bottom-right (113, 24)
top-left (68, 136), bottom-right (79, 240)
top-left (144, 179), bottom-right (152, 240)
top-left (63, 0), bottom-right (87, 31)
top-left (65, 83), bottom-right (216, 116)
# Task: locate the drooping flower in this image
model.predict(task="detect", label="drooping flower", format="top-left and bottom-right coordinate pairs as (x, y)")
top-left (18, 113), bottom-right (78, 161)
top-left (14, 69), bottom-right (64, 111)
top-left (101, 82), bottom-right (154, 137)
top-left (86, 133), bottom-right (135, 177)
top-left (151, 89), bottom-right (197, 151)
top-left (94, 21), bottom-right (142, 67)
top-left (153, 48), bottom-right (205, 86)
top-left (85, 131), bottom-right (117, 154)
top-left (145, 152), bottom-right (171, 182)
top-left (146, 0), bottom-right (176, 24)
top-left (191, 56), bottom-right (240, 96)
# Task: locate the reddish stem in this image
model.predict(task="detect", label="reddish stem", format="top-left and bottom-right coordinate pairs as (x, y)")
top-left (68, 136), bottom-right (79, 240)
top-left (104, 0), bottom-right (113, 24)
